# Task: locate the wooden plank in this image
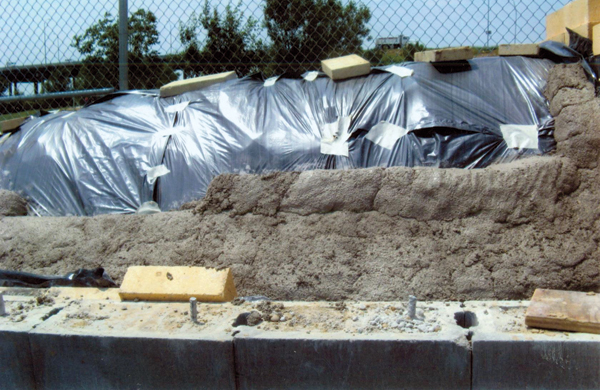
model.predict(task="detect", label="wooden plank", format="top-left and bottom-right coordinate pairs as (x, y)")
top-left (0, 117), bottom-right (27, 133)
top-left (525, 289), bottom-right (600, 334)
top-left (159, 71), bottom-right (237, 98)
top-left (414, 47), bottom-right (473, 63)
top-left (498, 43), bottom-right (541, 57)
top-left (118, 266), bottom-right (237, 302)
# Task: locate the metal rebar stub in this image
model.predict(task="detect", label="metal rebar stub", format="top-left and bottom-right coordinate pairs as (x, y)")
top-left (0, 292), bottom-right (6, 316)
top-left (408, 295), bottom-right (417, 319)
top-left (190, 297), bottom-right (197, 322)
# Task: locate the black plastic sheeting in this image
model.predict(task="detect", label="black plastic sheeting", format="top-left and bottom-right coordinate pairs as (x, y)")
top-left (0, 268), bottom-right (117, 288)
top-left (0, 56), bottom-right (558, 216)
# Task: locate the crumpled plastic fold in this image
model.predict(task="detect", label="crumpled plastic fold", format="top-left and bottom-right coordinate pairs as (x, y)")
top-left (0, 56), bottom-right (557, 216)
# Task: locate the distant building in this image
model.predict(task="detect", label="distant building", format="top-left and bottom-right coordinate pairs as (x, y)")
top-left (375, 35), bottom-right (410, 49)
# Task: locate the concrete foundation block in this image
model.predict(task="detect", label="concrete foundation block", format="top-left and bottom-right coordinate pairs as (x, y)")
top-left (414, 47), bottom-right (473, 63)
top-left (26, 298), bottom-right (236, 390)
top-left (473, 338), bottom-right (600, 389)
top-left (0, 330), bottom-right (36, 390)
top-left (0, 289), bottom-right (63, 390)
top-left (29, 333), bottom-right (235, 390)
top-left (466, 301), bottom-right (600, 390)
top-left (233, 329), bottom-right (471, 389)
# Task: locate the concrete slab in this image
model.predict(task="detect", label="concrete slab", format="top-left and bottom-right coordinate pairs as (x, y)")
top-left (466, 300), bottom-right (600, 390)
top-left (233, 301), bottom-right (471, 390)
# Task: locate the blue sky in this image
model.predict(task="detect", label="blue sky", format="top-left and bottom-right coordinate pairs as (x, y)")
top-left (1, 0), bottom-right (570, 67)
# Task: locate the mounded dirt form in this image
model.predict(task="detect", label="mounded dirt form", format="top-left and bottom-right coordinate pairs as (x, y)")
top-left (0, 64), bottom-right (598, 301)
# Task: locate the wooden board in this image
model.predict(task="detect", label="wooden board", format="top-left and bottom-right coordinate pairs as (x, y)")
top-left (498, 43), bottom-right (540, 57)
top-left (0, 117), bottom-right (27, 133)
top-left (159, 71), bottom-right (237, 98)
top-left (525, 289), bottom-right (600, 334)
top-left (414, 47), bottom-right (473, 63)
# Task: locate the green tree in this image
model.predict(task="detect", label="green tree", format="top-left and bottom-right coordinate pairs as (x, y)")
top-left (264, 0), bottom-right (371, 74)
top-left (364, 42), bottom-right (427, 66)
top-left (0, 77), bottom-right (9, 96)
top-left (72, 9), bottom-right (177, 90)
top-left (179, 1), bottom-right (264, 77)
top-left (42, 67), bottom-right (73, 93)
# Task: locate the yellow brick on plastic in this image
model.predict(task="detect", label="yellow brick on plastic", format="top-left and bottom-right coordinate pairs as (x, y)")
top-left (321, 54), bottom-right (371, 80)
top-left (498, 44), bottom-right (540, 57)
top-left (118, 266), bottom-right (237, 302)
top-left (414, 47), bottom-right (473, 63)
top-left (159, 71), bottom-right (237, 98)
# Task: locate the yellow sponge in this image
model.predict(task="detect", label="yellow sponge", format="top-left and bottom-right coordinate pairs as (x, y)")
top-left (321, 54), bottom-right (371, 80)
top-left (118, 266), bottom-right (237, 302)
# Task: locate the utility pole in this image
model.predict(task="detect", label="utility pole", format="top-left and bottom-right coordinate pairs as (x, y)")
top-left (486, 0), bottom-right (491, 48)
top-left (119, 0), bottom-right (129, 91)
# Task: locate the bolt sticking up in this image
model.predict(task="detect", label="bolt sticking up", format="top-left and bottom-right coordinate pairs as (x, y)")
top-left (190, 297), bottom-right (198, 322)
top-left (0, 292), bottom-right (6, 316)
top-left (408, 295), bottom-right (417, 319)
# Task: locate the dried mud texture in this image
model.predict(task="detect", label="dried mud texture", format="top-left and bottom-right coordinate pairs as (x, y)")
top-left (0, 64), bottom-right (599, 301)
top-left (0, 190), bottom-right (27, 217)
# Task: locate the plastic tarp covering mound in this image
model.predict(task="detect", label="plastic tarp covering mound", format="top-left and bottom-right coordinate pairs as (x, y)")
top-left (0, 56), bottom-right (555, 216)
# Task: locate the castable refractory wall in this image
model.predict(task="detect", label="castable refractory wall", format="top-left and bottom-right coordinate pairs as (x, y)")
top-left (0, 64), bottom-right (599, 301)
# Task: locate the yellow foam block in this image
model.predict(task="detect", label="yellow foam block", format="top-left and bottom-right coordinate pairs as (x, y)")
top-left (159, 71), bottom-right (237, 98)
top-left (547, 33), bottom-right (569, 45)
top-left (321, 54), bottom-right (371, 80)
top-left (567, 22), bottom-right (599, 38)
top-left (565, 0), bottom-right (600, 28)
top-left (414, 46), bottom-right (473, 63)
top-left (118, 266), bottom-right (237, 302)
top-left (546, 8), bottom-right (566, 39)
top-left (594, 23), bottom-right (600, 54)
top-left (498, 43), bottom-right (540, 57)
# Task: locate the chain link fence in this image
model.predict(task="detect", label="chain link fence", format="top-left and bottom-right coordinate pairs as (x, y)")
top-left (0, 0), bottom-right (569, 117)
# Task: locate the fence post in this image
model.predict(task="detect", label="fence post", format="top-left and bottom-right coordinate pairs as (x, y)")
top-left (118, 0), bottom-right (128, 91)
